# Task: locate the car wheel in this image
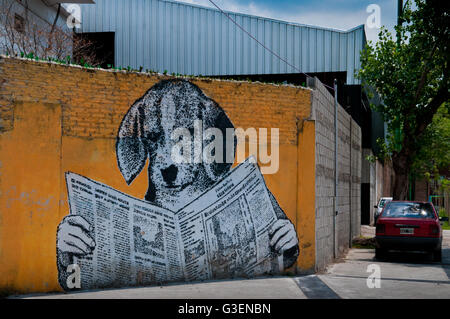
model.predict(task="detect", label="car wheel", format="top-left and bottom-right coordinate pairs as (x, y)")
top-left (432, 247), bottom-right (442, 262)
top-left (375, 248), bottom-right (387, 260)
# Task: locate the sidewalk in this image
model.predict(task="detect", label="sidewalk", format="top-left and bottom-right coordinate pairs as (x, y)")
top-left (13, 276), bottom-right (307, 299)
top-left (13, 229), bottom-right (450, 299)
top-left (319, 248), bottom-right (450, 299)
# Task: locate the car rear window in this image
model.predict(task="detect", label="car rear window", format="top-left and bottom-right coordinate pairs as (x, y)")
top-left (382, 202), bottom-right (435, 219)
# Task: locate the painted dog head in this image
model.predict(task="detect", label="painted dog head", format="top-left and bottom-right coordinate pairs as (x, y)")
top-left (116, 79), bottom-right (236, 210)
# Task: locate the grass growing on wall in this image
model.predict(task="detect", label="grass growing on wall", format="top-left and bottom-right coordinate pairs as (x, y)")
top-left (2, 51), bottom-right (307, 88)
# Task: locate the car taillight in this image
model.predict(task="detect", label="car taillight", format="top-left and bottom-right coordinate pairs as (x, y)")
top-left (429, 224), bottom-right (440, 236)
top-left (376, 223), bottom-right (385, 234)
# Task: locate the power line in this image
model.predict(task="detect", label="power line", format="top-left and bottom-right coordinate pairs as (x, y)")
top-left (207, 0), bottom-right (335, 91)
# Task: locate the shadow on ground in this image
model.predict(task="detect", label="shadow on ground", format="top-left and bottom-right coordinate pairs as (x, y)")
top-left (349, 247), bottom-right (450, 266)
top-left (370, 247), bottom-right (450, 268)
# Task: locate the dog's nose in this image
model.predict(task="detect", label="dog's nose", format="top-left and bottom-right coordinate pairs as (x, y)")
top-left (161, 164), bottom-right (178, 184)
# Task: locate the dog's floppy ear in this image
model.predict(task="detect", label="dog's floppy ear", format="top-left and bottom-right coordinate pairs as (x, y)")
top-left (116, 103), bottom-right (148, 185)
top-left (203, 101), bottom-right (236, 182)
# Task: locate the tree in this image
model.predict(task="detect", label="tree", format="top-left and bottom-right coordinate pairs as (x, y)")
top-left (358, 0), bottom-right (450, 199)
top-left (411, 103), bottom-right (450, 196)
top-left (411, 104), bottom-right (450, 178)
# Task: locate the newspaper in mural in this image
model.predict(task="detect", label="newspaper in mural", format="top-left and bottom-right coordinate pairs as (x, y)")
top-left (56, 79), bottom-right (299, 290)
top-left (61, 158), bottom-right (282, 289)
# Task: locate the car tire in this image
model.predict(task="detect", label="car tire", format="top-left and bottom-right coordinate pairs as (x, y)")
top-left (432, 247), bottom-right (442, 262)
top-left (375, 248), bottom-right (387, 260)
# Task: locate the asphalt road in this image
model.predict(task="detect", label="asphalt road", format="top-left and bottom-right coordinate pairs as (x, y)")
top-left (13, 229), bottom-right (450, 299)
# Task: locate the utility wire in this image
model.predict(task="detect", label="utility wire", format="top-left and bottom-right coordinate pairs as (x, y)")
top-left (207, 0), bottom-right (335, 91)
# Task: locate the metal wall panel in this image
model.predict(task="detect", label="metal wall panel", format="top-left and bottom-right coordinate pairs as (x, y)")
top-left (80, 0), bottom-right (366, 84)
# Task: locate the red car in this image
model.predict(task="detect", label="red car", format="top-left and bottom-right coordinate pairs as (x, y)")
top-left (375, 201), bottom-right (443, 261)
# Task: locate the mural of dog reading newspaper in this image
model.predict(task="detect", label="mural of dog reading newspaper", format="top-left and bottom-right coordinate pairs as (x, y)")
top-left (56, 80), bottom-right (299, 290)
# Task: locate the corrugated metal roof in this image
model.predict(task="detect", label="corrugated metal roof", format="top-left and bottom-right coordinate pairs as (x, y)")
top-left (80, 0), bottom-right (366, 84)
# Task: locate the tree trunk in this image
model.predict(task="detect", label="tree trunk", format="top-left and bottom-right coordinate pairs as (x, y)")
top-left (392, 153), bottom-right (409, 200)
top-left (393, 169), bottom-right (408, 200)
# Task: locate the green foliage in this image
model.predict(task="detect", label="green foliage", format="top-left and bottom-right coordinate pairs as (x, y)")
top-left (357, 0), bottom-right (449, 195)
top-left (439, 208), bottom-right (450, 230)
top-left (366, 154), bottom-right (376, 164)
top-left (411, 104), bottom-right (450, 180)
top-left (352, 236), bottom-right (376, 249)
top-left (366, 137), bottom-right (392, 163)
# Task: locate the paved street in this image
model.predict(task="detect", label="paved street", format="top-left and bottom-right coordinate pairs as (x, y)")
top-left (317, 228), bottom-right (450, 298)
top-left (319, 248), bottom-right (450, 298)
top-left (13, 229), bottom-right (450, 299)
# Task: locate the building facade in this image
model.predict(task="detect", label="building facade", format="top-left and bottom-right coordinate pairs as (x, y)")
top-left (79, 0), bottom-right (366, 85)
top-left (0, 0), bottom-right (94, 58)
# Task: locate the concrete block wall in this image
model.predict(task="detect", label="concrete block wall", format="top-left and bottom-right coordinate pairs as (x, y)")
top-left (309, 77), bottom-right (361, 271)
top-left (350, 123), bottom-right (362, 240)
top-left (309, 78), bottom-right (335, 271)
top-left (336, 103), bottom-right (352, 257)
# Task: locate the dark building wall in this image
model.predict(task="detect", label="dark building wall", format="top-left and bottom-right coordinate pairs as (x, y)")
top-left (371, 111), bottom-right (385, 155)
top-left (361, 183), bottom-right (371, 225)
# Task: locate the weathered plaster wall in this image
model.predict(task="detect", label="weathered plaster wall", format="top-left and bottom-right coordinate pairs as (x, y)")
top-left (0, 57), bottom-right (316, 293)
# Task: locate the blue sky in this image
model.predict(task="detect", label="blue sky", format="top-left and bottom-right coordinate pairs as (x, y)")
top-left (177, 0), bottom-right (398, 43)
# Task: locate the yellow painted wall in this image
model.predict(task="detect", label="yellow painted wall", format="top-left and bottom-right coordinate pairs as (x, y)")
top-left (0, 57), bottom-right (316, 294)
top-left (296, 120), bottom-right (316, 271)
